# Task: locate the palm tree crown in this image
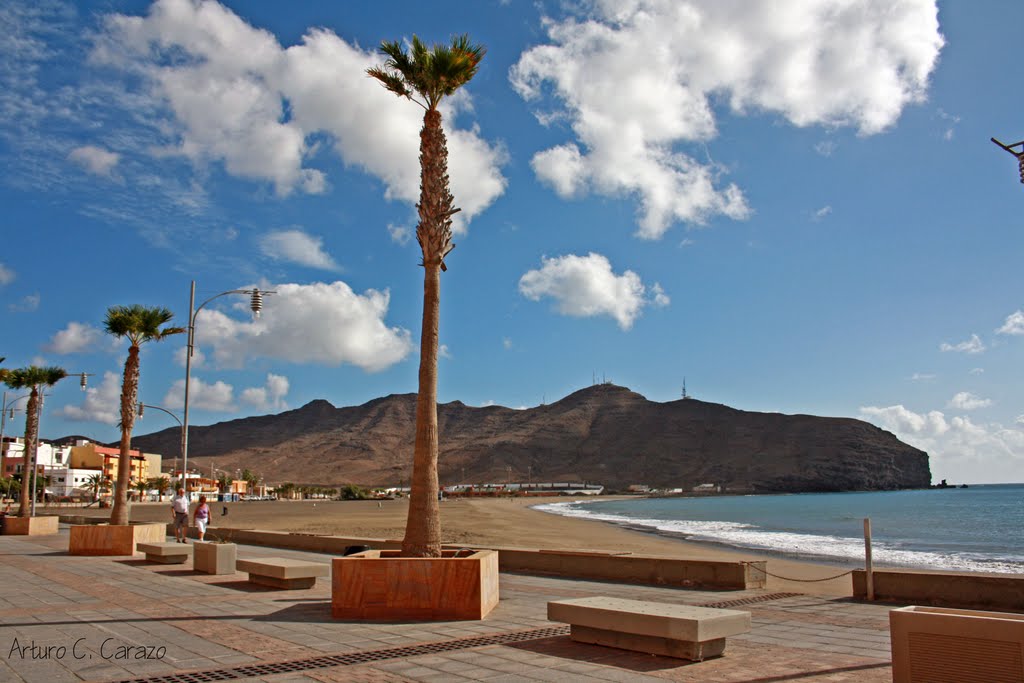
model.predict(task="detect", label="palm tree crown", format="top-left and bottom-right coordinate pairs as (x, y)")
top-left (368, 35), bottom-right (484, 112)
top-left (105, 305), bottom-right (185, 346)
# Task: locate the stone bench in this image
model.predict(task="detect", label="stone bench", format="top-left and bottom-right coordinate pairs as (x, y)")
top-left (548, 596), bottom-right (751, 661)
top-left (236, 557), bottom-right (328, 589)
top-left (136, 542), bottom-right (193, 565)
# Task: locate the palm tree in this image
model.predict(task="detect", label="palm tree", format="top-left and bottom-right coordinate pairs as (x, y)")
top-left (368, 34), bottom-right (485, 558)
top-left (134, 479), bottom-right (149, 502)
top-left (84, 473), bottom-right (110, 503)
top-left (152, 475), bottom-right (170, 502)
top-left (216, 472), bottom-right (230, 495)
top-left (3, 366), bottom-right (67, 517)
top-left (105, 305), bottom-right (184, 526)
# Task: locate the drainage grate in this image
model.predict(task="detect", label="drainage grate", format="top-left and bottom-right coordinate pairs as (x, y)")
top-left (113, 625), bottom-right (571, 683)
top-left (698, 592), bottom-right (803, 609)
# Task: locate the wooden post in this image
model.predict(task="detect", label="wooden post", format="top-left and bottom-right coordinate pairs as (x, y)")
top-left (864, 517), bottom-right (874, 601)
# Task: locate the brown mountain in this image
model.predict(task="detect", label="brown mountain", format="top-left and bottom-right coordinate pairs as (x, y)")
top-left (125, 384), bottom-right (930, 492)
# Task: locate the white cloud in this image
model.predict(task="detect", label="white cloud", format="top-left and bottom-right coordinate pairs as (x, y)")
top-left (910, 373), bottom-right (936, 381)
top-left (997, 311), bottom-right (1024, 336)
top-left (650, 283), bottom-right (670, 307)
top-left (510, 0), bottom-right (942, 238)
top-left (68, 145), bottom-right (120, 176)
top-left (8, 293), bottom-right (40, 313)
top-left (502, 337), bottom-right (512, 350)
top-left (59, 371), bottom-right (121, 425)
top-left (163, 376), bottom-right (235, 412)
top-left (192, 281), bottom-right (412, 371)
top-left (812, 205), bottom-right (832, 221)
top-left (936, 108), bottom-right (960, 141)
top-left (970, 368), bottom-right (985, 375)
top-left (93, 0), bottom-right (506, 229)
top-left (814, 140), bottom-right (837, 157)
top-left (1016, 415), bottom-right (1024, 426)
top-left (174, 346), bottom-right (205, 369)
top-left (940, 334), bottom-right (985, 354)
top-left (46, 322), bottom-right (105, 354)
top-left (0, 264), bottom-right (14, 285)
top-left (259, 229), bottom-right (339, 271)
top-left (860, 404), bottom-right (1024, 483)
top-left (519, 253), bottom-right (665, 330)
top-left (240, 373), bottom-right (289, 412)
top-left (948, 392), bottom-right (992, 411)
top-left (439, 344), bottom-right (452, 360)
top-left (387, 224), bottom-right (412, 246)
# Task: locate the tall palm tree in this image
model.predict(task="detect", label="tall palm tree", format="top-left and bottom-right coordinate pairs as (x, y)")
top-left (2, 366), bottom-right (67, 516)
top-left (84, 472), bottom-right (110, 503)
top-left (105, 305), bottom-right (184, 526)
top-left (368, 34), bottom-right (485, 558)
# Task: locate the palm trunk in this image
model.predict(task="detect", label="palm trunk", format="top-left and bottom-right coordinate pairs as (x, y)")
top-left (402, 263), bottom-right (442, 557)
top-left (110, 344), bottom-right (140, 526)
top-left (402, 108), bottom-right (455, 558)
top-left (17, 388), bottom-right (39, 517)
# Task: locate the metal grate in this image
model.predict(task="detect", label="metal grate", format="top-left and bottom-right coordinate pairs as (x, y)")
top-left (113, 625), bottom-right (571, 683)
top-left (698, 592), bottom-right (803, 609)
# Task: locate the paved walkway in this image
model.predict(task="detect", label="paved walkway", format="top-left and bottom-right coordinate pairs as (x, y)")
top-left (0, 528), bottom-right (895, 682)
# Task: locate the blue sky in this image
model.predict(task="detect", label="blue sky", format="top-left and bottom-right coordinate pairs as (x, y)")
top-left (2, 0), bottom-right (1023, 484)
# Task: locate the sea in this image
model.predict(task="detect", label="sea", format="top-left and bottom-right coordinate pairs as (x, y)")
top-left (533, 484), bottom-right (1024, 574)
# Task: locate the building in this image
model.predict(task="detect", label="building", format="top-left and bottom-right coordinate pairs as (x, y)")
top-left (68, 441), bottom-right (149, 485)
top-left (1, 439), bottom-right (73, 477)
top-left (49, 467), bottom-right (106, 499)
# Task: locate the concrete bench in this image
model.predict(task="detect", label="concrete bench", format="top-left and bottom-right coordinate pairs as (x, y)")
top-left (236, 557), bottom-right (328, 589)
top-left (548, 596), bottom-right (751, 661)
top-left (136, 542), bottom-right (193, 565)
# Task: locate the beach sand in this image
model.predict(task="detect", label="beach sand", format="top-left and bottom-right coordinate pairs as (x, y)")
top-left (65, 496), bottom-right (856, 596)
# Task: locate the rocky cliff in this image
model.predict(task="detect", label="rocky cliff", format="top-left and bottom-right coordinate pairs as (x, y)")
top-left (126, 384), bottom-right (931, 492)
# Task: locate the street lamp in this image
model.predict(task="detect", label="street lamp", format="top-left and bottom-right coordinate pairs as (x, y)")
top-left (182, 281), bottom-right (275, 500)
top-left (29, 373), bottom-right (91, 516)
top-left (137, 402), bottom-right (182, 493)
top-left (991, 137), bottom-right (1024, 183)
top-left (0, 393), bottom-right (30, 490)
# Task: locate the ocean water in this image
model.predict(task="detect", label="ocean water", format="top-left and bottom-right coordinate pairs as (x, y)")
top-left (534, 484), bottom-right (1024, 574)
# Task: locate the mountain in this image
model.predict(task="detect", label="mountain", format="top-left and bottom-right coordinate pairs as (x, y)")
top-left (126, 384), bottom-right (931, 492)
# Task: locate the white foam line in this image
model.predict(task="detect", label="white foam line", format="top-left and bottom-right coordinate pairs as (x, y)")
top-left (532, 501), bottom-right (1024, 574)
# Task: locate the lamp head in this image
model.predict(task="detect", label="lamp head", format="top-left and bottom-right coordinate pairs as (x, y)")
top-left (137, 402), bottom-right (145, 418)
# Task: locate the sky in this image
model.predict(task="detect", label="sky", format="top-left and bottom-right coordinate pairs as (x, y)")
top-left (1, 0), bottom-right (1023, 485)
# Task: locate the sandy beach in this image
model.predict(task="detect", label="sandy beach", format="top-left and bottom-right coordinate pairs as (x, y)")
top-left (61, 496), bottom-right (857, 596)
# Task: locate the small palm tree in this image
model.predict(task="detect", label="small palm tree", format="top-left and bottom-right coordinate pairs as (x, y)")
top-left (3, 366), bottom-right (67, 517)
top-left (217, 472), bottom-right (231, 494)
top-left (105, 305), bottom-right (184, 526)
top-left (84, 473), bottom-right (109, 502)
top-left (153, 475), bottom-right (170, 501)
top-left (369, 34), bottom-right (485, 558)
top-left (134, 479), bottom-right (149, 502)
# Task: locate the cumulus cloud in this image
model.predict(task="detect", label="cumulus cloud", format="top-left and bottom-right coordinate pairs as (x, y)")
top-left (0, 264), bottom-right (14, 285)
top-left (174, 346), bottom-right (205, 369)
top-left (518, 252), bottom-right (666, 330)
top-left (191, 281), bottom-right (412, 371)
top-left (510, 0), bottom-right (942, 238)
top-left (970, 368), bottom-right (985, 375)
top-left (387, 224), bottom-right (412, 246)
top-left (861, 404), bottom-right (1024, 483)
top-left (814, 140), bottom-right (837, 157)
top-left (997, 310), bottom-right (1024, 336)
top-left (948, 392), bottom-right (992, 411)
top-left (45, 322), bottom-right (105, 354)
top-left (240, 373), bottom-right (289, 412)
top-left (940, 334), bottom-right (985, 354)
top-left (92, 0), bottom-right (506, 230)
top-left (68, 145), bottom-right (120, 176)
top-left (59, 371), bottom-right (121, 425)
top-left (812, 205), bottom-right (832, 221)
top-left (163, 375), bottom-right (235, 412)
top-left (259, 229), bottom-right (339, 271)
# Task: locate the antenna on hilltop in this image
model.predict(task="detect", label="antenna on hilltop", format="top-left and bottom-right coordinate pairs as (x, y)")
top-left (682, 377), bottom-right (691, 399)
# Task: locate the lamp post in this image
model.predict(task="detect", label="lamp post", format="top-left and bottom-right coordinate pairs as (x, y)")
top-left (29, 373), bottom-right (92, 516)
top-left (991, 137), bottom-right (1024, 183)
top-left (182, 281), bottom-right (274, 501)
top-left (138, 402), bottom-right (182, 496)
top-left (0, 393), bottom-right (30, 494)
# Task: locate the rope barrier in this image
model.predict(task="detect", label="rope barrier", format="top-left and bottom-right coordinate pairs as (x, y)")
top-left (742, 561), bottom-right (857, 583)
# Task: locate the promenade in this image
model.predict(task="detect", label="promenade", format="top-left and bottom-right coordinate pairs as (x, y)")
top-left (0, 527), bottom-right (894, 682)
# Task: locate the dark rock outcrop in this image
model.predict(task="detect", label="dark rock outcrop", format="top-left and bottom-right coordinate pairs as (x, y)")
top-left (128, 383), bottom-right (930, 491)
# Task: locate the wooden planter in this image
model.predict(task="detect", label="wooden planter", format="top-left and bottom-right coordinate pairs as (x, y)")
top-left (332, 549), bottom-right (499, 621)
top-left (890, 605), bottom-right (1024, 683)
top-left (3, 515), bottom-right (59, 536)
top-left (69, 522), bottom-right (166, 556)
top-left (194, 542), bottom-right (237, 575)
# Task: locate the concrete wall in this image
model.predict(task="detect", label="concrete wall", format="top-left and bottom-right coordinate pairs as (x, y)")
top-left (854, 569), bottom-right (1024, 611)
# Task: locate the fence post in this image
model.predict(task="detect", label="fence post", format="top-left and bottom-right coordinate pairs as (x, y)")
top-left (864, 517), bottom-right (874, 601)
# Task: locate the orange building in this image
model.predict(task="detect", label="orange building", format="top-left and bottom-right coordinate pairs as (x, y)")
top-left (69, 442), bottom-right (149, 485)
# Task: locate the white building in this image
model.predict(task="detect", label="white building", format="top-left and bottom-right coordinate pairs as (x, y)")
top-left (1, 439), bottom-right (73, 477)
top-left (48, 467), bottom-right (105, 499)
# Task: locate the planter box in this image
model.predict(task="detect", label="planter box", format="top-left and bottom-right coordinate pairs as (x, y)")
top-left (4, 515), bottom-right (59, 536)
top-left (890, 605), bottom-right (1024, 683)
top-left (69, 523), bottom-right (166, 556)
top-left (194, 542), bottom-right (237, 575)
top-left (332, 549), bottom-right (499, 621)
